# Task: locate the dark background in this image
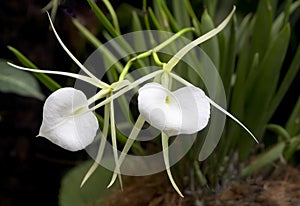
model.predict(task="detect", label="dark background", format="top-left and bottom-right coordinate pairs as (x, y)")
top-left (0, 0), bottom-right (299, 206)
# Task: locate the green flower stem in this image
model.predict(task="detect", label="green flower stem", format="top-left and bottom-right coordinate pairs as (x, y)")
top-left (152, 52), bottom-right (165, 67)
top-left (80, 103), bottom-right (110, 187)
top-left (118, 52), bottom-right (150, 81)
top-left (164, 7), bottom-right (236, 73)
top-left (91, 70), bottom-right (163, 111)
top-left (154, 27), bottom-right (195, 51)
top-left (87, 88), bottom-right (111, 105)
top-left (162, 132), bottom-right (184, 197)
top-left (118, 27), bottom-right (194, 81)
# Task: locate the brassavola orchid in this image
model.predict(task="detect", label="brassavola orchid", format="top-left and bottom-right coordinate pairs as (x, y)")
top-left (8, 6), bottom-right (258, 197)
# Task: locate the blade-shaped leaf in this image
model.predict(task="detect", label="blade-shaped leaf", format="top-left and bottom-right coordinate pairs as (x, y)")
top-left (268, 42), bottom-right (300, 121)
top-left (238, 24), bottom-right (290, 160)
top-left (200, 10), bottom-right (220, 69)
top-left (245, 24), bottom-right (291, 133)
top-left (286, 96), bottom-right (300, 137)
top-left (272, 0), bottom-right (300, 37)
top-left (241, 142), bottom-right (285, 177)
top-left (0, 61), bottom-right (44, 100)
top-left (251, 0), bottom-right (273, 58)
top-left (59, 160), bottom-right (113, 206)
top-left (8, 46), bottom-right (61, 91)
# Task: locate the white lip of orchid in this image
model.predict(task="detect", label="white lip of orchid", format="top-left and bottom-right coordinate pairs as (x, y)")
top-left (38, 87), bottom-right (99, 151)
top-left (138, 82), bottom-right (211, 136)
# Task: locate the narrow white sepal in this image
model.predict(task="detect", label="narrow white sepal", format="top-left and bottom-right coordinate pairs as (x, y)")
top-left (39, 87), bottom-right (99, 151)
top-left (46, 11), bottom-right (109, 88)
top-left (162, 132), bottom-right (184, 197)
top-left (170, 72), bottom-right (258, 143)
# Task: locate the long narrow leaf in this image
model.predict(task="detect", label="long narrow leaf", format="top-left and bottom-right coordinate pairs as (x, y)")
top-left (8, 46), bottom-right (61, 91)
top-left (200, 10), bottom-right (220, 69)
top-left (86, 0), bottom-right (120, 37)
top-left (251, 0), bottom-right (272, 58)
top-left (268, 42), bottom-right (300, 121)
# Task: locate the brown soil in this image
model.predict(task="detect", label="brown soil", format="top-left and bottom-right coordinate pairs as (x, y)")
top-left (103, 165), bottom-right (300, 206)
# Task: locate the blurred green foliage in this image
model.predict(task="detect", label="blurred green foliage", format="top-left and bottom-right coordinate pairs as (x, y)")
top-left (7, 0), bottom-right (300, 203)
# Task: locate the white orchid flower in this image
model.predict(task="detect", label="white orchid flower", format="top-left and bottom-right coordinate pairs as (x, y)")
top-left (8, 6), bottom-right (258, 198)
top-left (105, 6), bottom-right (258, 197)
top-left (138, 82), bottom-right (210, 136)
top-left (39, 87), bottom-right (98, 151)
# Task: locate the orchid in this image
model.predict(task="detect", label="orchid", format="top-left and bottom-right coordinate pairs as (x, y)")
top-left (38, 87), bottom-right (98, 151)
top-left (8, 6), bottom-right (259, 197)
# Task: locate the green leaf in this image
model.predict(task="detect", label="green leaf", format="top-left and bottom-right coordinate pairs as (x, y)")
top-left (173, 0), bottom-right (191, 29)
top-left (8, 46), bottom-right (61, 91)
top-left (241, 142), bottom-right (285, 177)
top-left (272, 0), bottom-right (300, 37)
top-left (184, 0), bottom-right (201, 35)
top-left (284, 135), bottom-right (300, 161)
top-left (245, 24), bottom-right (290, 133)
top-left (86, 0), bottom-right (120, 37)
top-left (200, 10), bottom-right (220, 69)
top-left (153, 0), bottom-right (171, 31)
top-left (157, 0), bottom-right (179, 32)
top-left (251, 0), bottom-right (272, 58)
top-left (203, 0), bottom-right (217, 18)
top-left (222, 15), bottom-right (237, 97)
top-left (59, 160), bottom-right (113, 206)
top-left (237, 24), bottom-right (290, 160)
top-left (236, 13), bottom-right (252, 53)
top-left (266, 124), bottom-right (290, 140)
top-left (286, 96), bottom-right (300, 137)
top-left (102, 0), bottom-right (120, 34)
top-left (0, 61), bottom-right (45, 100)
top-left (148, 7), bottom-right (163, 30)
top-left (268, 42), bottom-right (300, 121)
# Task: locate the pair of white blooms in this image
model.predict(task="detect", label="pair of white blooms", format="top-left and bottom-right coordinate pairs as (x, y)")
top-left (9, 7), bottom-right (257, 197)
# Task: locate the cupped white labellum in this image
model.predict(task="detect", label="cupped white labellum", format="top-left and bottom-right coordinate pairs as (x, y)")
top-left (138, 83), bottom-right (210, 136)
top-left (39, 87), bottom-right (99, 151)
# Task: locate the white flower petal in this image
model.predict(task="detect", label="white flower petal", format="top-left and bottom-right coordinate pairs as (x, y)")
top-left (173, 86), bottom-right (210, 134)
top-left (138, 83), bottom-right (210, 136)
top-left (39, 87), bottom-right (99, 151)
top-left (138, 83), bottom-right (182, 135)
